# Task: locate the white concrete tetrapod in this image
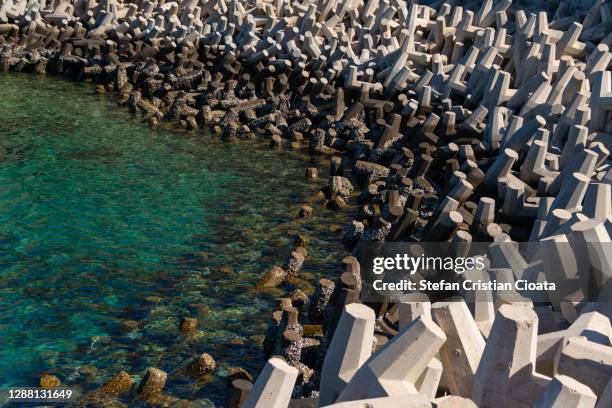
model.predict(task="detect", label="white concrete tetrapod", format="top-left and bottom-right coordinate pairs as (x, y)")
top-left (555, 336), bottom-right (612, 397)
top-left (414, 357), bottom-right (442, 399)
top-left (534, 375), bottom-right (596, 408)
top-left (321, 393), bottom-right (431, 407)
top-left (336, 316), bottom-right (446, 402)
top-left (240, 357), bottom-right (298, 408)
top-left (431, 300), bottom-right (485, 397)
top-left (398, 292), bottom-right (432, 330)
top-left (431, 395), bottom-right (478, 407)
top-left (319, 303), bottom-right (376, 407)
top-left (536, 311), bottom-right (611, 376)
top-left (472, 304), bottom-right (541, 407)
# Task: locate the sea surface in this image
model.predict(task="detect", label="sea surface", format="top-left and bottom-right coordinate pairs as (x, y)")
top-left (0, 74), bottom-right (347, 405)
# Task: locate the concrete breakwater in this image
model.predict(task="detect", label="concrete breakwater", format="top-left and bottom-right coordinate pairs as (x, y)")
top-left (1, 0), bottom-right (611, 407)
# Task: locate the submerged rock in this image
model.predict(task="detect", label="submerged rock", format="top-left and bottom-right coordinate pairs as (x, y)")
top-left (183, 353), bottom-right (216, 380)
top-left (77, 365), bottom-right (98, 382)
top-left (121, 320), bottom-right (139, 332)
top-left (257, 266), bottom-right (287, 288)
top-left (40, 374), bottom-right (60, 389)
top-left (299, 205), bottom-right (313, 218)
top-left (137, 367), bottom-right (167, 399)
top-left (179, 317), bottom-right (198, 333)
top-left (99, 371), bottom-right (134, 396)
top-left (328, 176), bottom-right (353, 201)
top-left (306, 168), bottom-right (318, 179)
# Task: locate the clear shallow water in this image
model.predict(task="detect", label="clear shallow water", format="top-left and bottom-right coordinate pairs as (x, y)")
top-left (0, 74), bottom-right (347, 404)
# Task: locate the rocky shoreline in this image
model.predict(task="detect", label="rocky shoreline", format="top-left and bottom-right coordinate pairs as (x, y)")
top-left (1, 0), bottom-right (612, 407)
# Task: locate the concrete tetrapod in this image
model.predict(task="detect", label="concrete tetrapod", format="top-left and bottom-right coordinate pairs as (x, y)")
top-left (431, 300), bottom-right (485, 397)
top-left (322, 394), bottom-right (431, 408)
top-left (472, 304), bottom-right (544, 407)
top-left (431, 395), bottom-right (477, 407)
top-left (319, 303), bottom-right (376, 407)
top-left (534, 375), bottom-right (597, 408)
top-left (596, 378), bottom-right (612, 408)
top-left (335, 316), bottom-right (446, 403)
top-left (554, 336), bottom-right (612, 397)
top-left (462, 268), bottom-right (495, 338)
top-left (414, 357), bottom-right (442, 399)
top-left (1, 0), bottom-right (612, 406)
top-left (240, 357), bottom-right (298, 408)
top-left (536, 311), bottom-right (611, 377)
top-left (398, 292), bottom-right (432, 330)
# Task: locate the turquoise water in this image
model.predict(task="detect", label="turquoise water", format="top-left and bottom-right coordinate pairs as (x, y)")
top-left (0, 74), bottom-right (346, 404)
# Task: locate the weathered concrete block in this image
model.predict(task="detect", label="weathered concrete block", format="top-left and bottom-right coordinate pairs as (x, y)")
top-left (227, 379), bottom-right (253, 408)
top-left (328, 176), bottom-right (353, 201)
